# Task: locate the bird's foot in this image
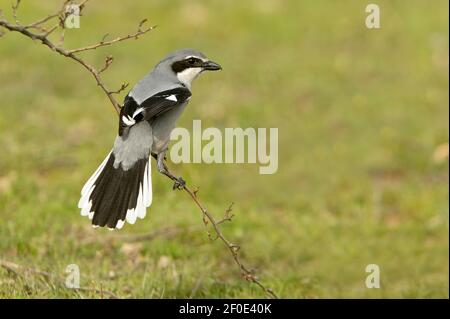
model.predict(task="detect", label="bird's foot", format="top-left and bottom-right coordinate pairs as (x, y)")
top-left (172, 177), bottom-right (186, 190)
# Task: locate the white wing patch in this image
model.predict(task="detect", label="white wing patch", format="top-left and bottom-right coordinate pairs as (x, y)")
top-left (122, 115), bottom-right (136, 126)
top-left (165, 94), bottom-right (178, 102)
top-left (122, 108), bottom-right (145, 127)
top-left (132, 107), bottom-right (145, 118)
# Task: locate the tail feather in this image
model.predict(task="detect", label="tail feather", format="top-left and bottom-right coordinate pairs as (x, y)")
top-left (124, 165), bottom-right (141, 224)
top-left (79, 151), bottom-right (152, 230)
top-left (114, 175), bottom-right (134, 226)
top-left (90, 155), bottom-right (120, 225)
top-left (80, 151), bottom-right (112, 197)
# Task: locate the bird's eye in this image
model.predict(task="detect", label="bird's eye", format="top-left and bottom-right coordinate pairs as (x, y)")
top-left (187, 58), bottom-right (196, 65)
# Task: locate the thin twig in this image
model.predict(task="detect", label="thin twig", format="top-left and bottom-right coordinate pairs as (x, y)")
top-left (67, 20), bottom-right (156, 54)
top-left (98, 55), bottom-right (113, 74)
top-left (24, 0), bottom-right (70, 29)
top-left (216, 202), bottom-right (235, 225)
top-left (0, 0), bottom-right (154, 114)
top-left (11, 0), bottom-right (20, 24)
top-left (165, 169), bottom-right (278, 299)
top-left (109, 82), bottom-right (129, 95)
top-left (43, 24), bottom-right (59, 37)
top-left (0, 19), bottom-right (121, 113)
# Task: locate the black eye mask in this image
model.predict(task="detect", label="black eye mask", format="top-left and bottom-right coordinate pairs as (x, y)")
top-left (171, 57), bottom-right (203, 73)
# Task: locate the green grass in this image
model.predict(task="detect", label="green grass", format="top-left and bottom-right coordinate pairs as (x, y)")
top-left (0, 0), bottom-right (448, 298)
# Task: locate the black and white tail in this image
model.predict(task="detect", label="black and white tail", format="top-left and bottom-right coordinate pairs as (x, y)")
top-left (78, 152), bottom-right (152, 230)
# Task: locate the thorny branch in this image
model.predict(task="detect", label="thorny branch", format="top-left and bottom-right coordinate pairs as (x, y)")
top-left (0, 0), bottom-right (278, 299)
top-left (0, 0), bottom-right (155, 114)
top-left (171, 179), bottom-right (278, 299)
top-left (67, 19), bottom-right (152, 54)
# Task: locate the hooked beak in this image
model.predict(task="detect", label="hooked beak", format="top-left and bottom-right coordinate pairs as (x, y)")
top-left (202, 60), bottom-right (222, 71)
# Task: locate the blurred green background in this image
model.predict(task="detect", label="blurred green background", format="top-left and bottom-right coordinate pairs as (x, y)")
top-left (0, 0), bottom-right (448, 298)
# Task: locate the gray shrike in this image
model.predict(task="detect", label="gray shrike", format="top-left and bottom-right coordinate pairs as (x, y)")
top-left (78, 49), bottom-right (221, 230)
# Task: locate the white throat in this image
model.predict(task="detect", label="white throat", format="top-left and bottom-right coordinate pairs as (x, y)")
top-left (177, 67), bottom-right (202, 89)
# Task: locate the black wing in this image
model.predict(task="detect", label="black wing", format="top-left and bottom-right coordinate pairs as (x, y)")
top-left (119, 87), bottom-right (191, 136)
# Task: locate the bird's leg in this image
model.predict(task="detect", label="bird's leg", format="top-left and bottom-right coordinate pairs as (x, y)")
top-left (156, 152), bottom-right (186, 190)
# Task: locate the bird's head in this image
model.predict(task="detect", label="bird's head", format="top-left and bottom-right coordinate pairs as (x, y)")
top-left (158, 49), bottom-right (221, 88)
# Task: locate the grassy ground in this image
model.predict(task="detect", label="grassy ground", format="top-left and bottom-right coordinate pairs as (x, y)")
top-left (0, 0), bottom-right (448, 298)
